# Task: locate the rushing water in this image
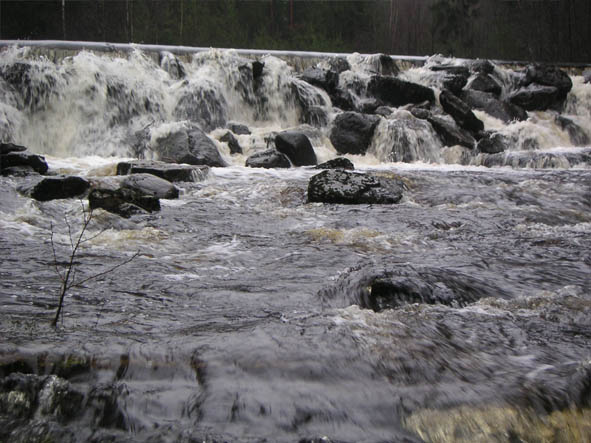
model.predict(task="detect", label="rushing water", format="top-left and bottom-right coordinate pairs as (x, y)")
top-left (0, 44), bottom-right (590, 442)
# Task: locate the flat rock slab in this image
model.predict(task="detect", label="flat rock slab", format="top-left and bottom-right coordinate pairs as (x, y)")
top-left (116, 160), bottom-right (209, 182)
top-left (1, 151), bottom-right (48, 174)
top-left (17, 175), bottom-right (90, 201)
top-left (308, 169), bottom-right (404, 204)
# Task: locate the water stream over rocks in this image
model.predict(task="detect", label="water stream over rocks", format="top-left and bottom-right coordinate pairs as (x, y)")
top-left (0, 43), bottom-right (590, 442)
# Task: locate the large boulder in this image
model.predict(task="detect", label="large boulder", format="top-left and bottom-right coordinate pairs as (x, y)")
top-left (411, 109), bottom-right (476, 149)
top-left (298, 67), bottom-right (338, 93)
top-left (116, 160), bottom-right (209, 182)
top-left (118, 173), bottom-right (179, 199)
top-left (0, 142), bottom-right (27, 155)
top-left (173, 85), bottom-right (227, 132)
top-left (439, 89), bottom-right (484, 133)
top-left (314, 157), bottom-right (355, 170)
top-left (471, 59), bottom-right (495, 75)
top-left (227, 122), bottom-right (251, 135)
top-left (522, 64), bottom-right (572, 100)
top-left (88, 188), bottom-right (160, 218)
top-left (555, 116), bottom-right (590, 146)
top-left (508, 84), bottom-right (561, 111)
top-left (329, 112), bottom-right (380, 155)
top-left (245, 149), bottom-right (291, 169)
top-left (18, 176), bottom-right (90, 201)
top-left (461, 90), bottom-right (527, 123)
top-left (1, 150), bottom-right (48, 174)
top-left (151, 124), bottom-right (226, 167)
top-left (477, 132), bottom-right (509, 154)
top-left (367, 75), bottom-right (435, 107)
top-left (274, 131), bottom-right (317, 166)
top-left (219, 131), bottom-right (243, 155)
top-left (308, 169), bottom-right (405, 204)
top-left (441, 74), bottom-right (468, 96)
top-left (466, 74), bottom-right (502, 97)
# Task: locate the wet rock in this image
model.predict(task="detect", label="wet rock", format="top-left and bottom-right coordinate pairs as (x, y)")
top-left (439, 89), bottom-right (484, 133)
top-left (375, 54), bottom-right (399, 76)
top-left (118, 173), bottom-right (179, 199)
top-left (441, 74), bottom-right (468, 96)
top-left (88, 188), bottom-right (160, 218)
top-left (251, 60), bottom-right (264, 80)
top-left (508, 84), bottom-right (561, 111)
top-left (0, 62), bottom-right (58, 112)
top-left (0, 151), bottom-right (48, 174)
top-left (522, 64), bottom-right (572, 100)
top-left (116, 160), bottom-right (209, 182)
top-left (374, 106), bottom-right (393, 117)
top-left (555, 116), bottom-right (590, 146)
top-left (85, 384), bottom-right (128, 430)
top-left (227, 122), bottom-right (251, 135)
top-left (245, 149), bottom-right (291, 169)
top-left (329, 112), bottom-right (380, 155)
top-left (315, 158), bottom-right (355, 170)
top-left (17, 175), bottom-right (90, 201)
top-left (327, 56), bottom-right (350, 74)
top-left (583, 69), bottom-right (591, 84)
top-left (274, 131), bottom-right (317, 166)
top-left (430, 64), bottom-right (470, 78)
top-left (159, 51), bottom-right (185, 80)
top-left (467, 74), bottom-right (502, 97)
top-left (151, 124), bottom-right (226, 167)
top-left (8, 419), bottom-right (76, 443)
top-left (298, 67), bottom-right (338, 93)
top-left (471, 59), bottom-right (495, 75)
top-left (358, 98), bottom-right (384, 114)
top-left (0, 142), bottom-right (27, 155)
top-left (477, 132), bottom-right (509, 154)
top-left (173, 85), bottom-right (227, 132)
top-left (291, 79), bottom-right (330, 127)
top-left (329, 88), bottom-right (356, 112)
top-left (461, 89), bottom-right (528, 123)
top-left (481, 148), bottom-right (591, 168)
top-left (0, 166), bottom-right (39, 177)
top-left (412, 109), bottom-right (475, 149)
top-left (308, 169), bottom-right (404, 205)
top-left (367, 75), bottom-right (435, 107)
top-left (219, 131), bottom-right (243, 155)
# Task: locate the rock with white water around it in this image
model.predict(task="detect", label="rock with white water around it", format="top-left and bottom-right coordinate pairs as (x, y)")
top-left (441, 74), bottom-right (468, 96)
top-left (151, 124), bottom-right (227, 167)
top-left (118, 173), bottom-right (179, 199)
top-left (227, 122), bottom-right (251, 135)
top-left (308, 169), bottom-right (405, 205)
top-left (88, 188), bottom-right (161, 218)
top-left (471, 59), bottom-right (495, 75)
top-left (274, 131), bottom-right (317, 166)
top-left (439, 89), bottom-right (484, 134)
top-left (555, 116), bottom-right (590, 146)
top-left (461, 90), bottom-right (528, 123)
top-left (467, 74), bottom-right (502, 97)
top-left (314, 157), bottom-right (355, 170)
top-left (245, 149), bottom-right (291, 169)
top-left (522, 64), bottom-right (572, 100)
top-left (0, 142), bottom-right (27, 155)
top-left (219, 131), bottom-right (243, 155)
top-left (412, 109), bottom-right (476, 149)
top-left (116, 160), bottom-right (209, 182)
top-left (1, 150), bottom-right (49, 174)
top-left (367, 75), bottom-right (435, 107)
top-left (477, 132), bottom-right (509, 154)
top-left (329, 112), bottom-right (380, 155)
top-left (508, 84), bottom-right (561, 111)
top-left (17, 175), bottom-right (91, 201)
top-left (298, 67), bottom-right (339, 94)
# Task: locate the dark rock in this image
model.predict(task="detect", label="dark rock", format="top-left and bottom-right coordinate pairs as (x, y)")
top-left (439, 89), bottom-right (484, 133)
top-left (314, 158), bottom-right (355, 170)
top-left (308, 169), bottom-right (404, 205)
top-left (508, 85), bottom-right (561, 111)
top-left (481, 148), bottom-right (591, 169)
top-left (461, 90), bottom-right (528, 123)
top-left (18, 176), bottom-right (90, 201)
top-left (116, 160), bottom-right (209, 182)
top-left (413, 110), bottom-right (475, 149)
top-left (252, 61), bottom-right (264, 80)
top-left (85, 384), bottom-right (128, 430)
top-left (376, 54), bottom-right (399, 76)
top-left (0, 166), bottom-right (39, 177)
top-left (374, 106), bottom-right (393, 117)
top-left (1, 151), bottom-right (48, 174)
top-left (173, 85), bottom-right (227, 132)
top-left (430, 64), bottom-right (470, 77)
top-left (245, 149), bottom-right (291, 169)
top-left (477, 132), bottom-right (509, 154)
top-left (471, 59), bottom-right (495, 75)
top-left (227, 122), bottom-right (251, 135)
top-left (441, 74), bottom-right (468, 96)
top-left (0, 62), bottom-right (58, 112)
top-left (119, 173), bottom-right (179, 199)
top-left (219, 132), bottom-right (243, 155)
top-left (367, 75), bottom-right (435, 107)
top-left (152, 124), bottom-right (226, 167)
top-left (467, 74), bottom-right (502, 96)
top-left (522, 64), bottom-right (572, 100)
top-left (159, 51), bottom-right (185, 80)
top-left (329, 112), bottom-right (380, 155)
top-left (88, 188), bottom-right (160, 218)
top-left (583, 69), bottom-right (591, 84)
top-left (358, 98), bottom-right (384, 114)
top-left (0, 142), bottom-right (27, 155)
top-left (299, 67), bottom-right (338, 93)
top-left (329, 88), bottom-right (356, 111)
top-left (274, 131), bottom-right (317, 166)
top-left (327, 57), bottom-right (350, 74)
top-left (555, 116), bottom-right (590, 146)
top-left (291, 79), bottom-right (330, 127)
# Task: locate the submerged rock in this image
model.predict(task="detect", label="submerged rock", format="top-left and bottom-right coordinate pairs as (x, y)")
top-left (245, 149), bottom-right (291, 169)
top-left (0, 150), bottom-right (48, 174)
top-left (17, 175), bottom-right (90, 201)
top-left (151, 124), bottom-right (226, 167)
top-left (367, 75), bottom-right (435, 107)
top-left (274, 131), bottom-right (317, 166)
top-left (314, 158), bottom-right (355, 170)
top-left (439, 89), bottom-right (484, 133)
top-left (412, 109), bottom-right (475, 149)
top-left (116, 160), bottom-right (209, 182)
top-left (461, 89), bottom-right (528, 123)
top-left (308, 169), bottom-right (404, 204)
top-left (329, 112), bottom-right (380, 155)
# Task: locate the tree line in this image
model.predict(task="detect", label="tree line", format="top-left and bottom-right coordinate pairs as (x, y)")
top-left (1, 0), bottom-right (589, 63)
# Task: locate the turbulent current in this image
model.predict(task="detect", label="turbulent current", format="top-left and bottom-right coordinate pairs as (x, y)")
top-left (0, 43), bottom-right (590, 442)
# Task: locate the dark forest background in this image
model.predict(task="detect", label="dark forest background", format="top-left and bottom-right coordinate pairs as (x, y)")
top-left (1, 0), bottom-right (589, 63)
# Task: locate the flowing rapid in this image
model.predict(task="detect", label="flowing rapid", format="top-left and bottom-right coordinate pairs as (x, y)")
top-left (0, 42), bottom-right (590, 443)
